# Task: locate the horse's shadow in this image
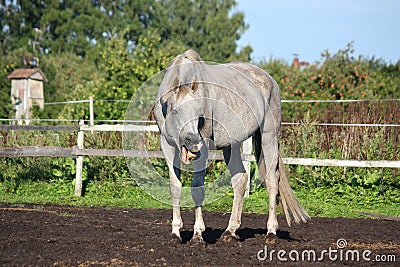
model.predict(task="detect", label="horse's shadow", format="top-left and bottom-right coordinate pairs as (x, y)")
top-left (180, 227), bottom-right (297, 244)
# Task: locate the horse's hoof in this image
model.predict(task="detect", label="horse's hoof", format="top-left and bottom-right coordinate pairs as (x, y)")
top-left (265, 233), bottom-right (278, 244)
top-left (220, 231), bottom-right (240, 242)
top-left (190, 234), bottom-right (204, 243)
top-left (170, 233), bottom-right (182, 244)
top-left (189, 234), bottom-right (206, 247)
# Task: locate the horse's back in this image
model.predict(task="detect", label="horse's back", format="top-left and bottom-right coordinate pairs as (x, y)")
top-left (226, 61), bottom-right (276, 99)
top-left (226, 61), bottom-right (281, 128)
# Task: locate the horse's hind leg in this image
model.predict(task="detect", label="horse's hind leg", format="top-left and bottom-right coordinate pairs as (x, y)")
top-left (260, 130), bottom-right (280, 236)
top-left (191, 141), bottom-right (208, 242)
top-left (221, 145), bottom-right (248, 240)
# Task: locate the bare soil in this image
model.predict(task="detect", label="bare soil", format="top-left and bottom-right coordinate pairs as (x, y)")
top-left (0, 203), bottom-right (398, 266)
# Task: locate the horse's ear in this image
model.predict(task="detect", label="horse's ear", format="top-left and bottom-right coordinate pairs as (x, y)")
top-left (191, 76), bottom-right (199, 93)
top-left (160, 89), bottom-right (173, 104)
top-left (160, 75), bottom-right (179, 104)
top-left (191, 81), bottom-right (199, 93)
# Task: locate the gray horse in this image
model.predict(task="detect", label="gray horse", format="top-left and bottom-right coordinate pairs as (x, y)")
top-left (153, 49), bottom-right (309, 242)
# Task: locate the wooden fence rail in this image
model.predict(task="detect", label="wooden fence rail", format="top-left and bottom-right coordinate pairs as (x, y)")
top-left (2, 146), bottom-right (399, 168)
top-left (0, 124), bottom-right (79, 131)
top-left (1, 123), bottom-right (399, 196)
top-left (1, 145), bottom-right (399, 197)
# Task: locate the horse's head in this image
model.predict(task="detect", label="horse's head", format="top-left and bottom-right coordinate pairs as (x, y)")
top-left (158, 50), bottom-right (205, 164)
top-left (164, 82), bottom-right (204, 164)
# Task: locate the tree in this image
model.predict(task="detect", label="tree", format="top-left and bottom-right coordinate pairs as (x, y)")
top-left (34, 52), bottom-right (100, 118)
top-left (59, 30), bottom-right (186, 121)
top-left (0, 47), bottom-right (100, 119)
top-left (0, 51), bottom-right (17, 119)
top-left (1, 0), bottom-right (107, 58)
top-left (1, 0), bottom-right (251, 61)
top-left (159, 0), bottom-right (251, 62)
top-left (97, 0), bottom-right (164, 40)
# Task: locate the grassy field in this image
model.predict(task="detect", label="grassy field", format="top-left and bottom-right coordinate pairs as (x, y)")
top-left (1, 178), bottom-right (399, 219)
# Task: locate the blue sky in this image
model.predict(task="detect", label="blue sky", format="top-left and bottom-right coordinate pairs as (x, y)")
top-left (234, 0), bottom-right (400, 64)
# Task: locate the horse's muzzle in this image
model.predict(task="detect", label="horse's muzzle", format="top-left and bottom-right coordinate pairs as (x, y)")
top-left (181, 142), bottom-right (202, 164)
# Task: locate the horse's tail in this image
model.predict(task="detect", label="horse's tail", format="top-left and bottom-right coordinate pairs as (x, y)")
top-left (253, 129), bottom-right (310, 226)
top-left (277, 153), bottom-right (310, 226)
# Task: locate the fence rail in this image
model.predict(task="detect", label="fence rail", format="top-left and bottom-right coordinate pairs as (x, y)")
top-left (36, 98), bottom-right (400, 105)
top-left (0, 146), bottom-right (74, 157)
top-left (1, 146), bottom-right (399, 169)
top-left (0, 124), bottom-right (79, 131)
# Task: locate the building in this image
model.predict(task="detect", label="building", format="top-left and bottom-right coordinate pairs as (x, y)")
top-left (7, 68), bottom-right (47, 122)
top-left (292, 55), bottom-right (310, 69)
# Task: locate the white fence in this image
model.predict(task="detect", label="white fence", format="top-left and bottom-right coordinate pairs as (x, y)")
top-left (2, 97), bottom-right (399, 196)
top-left (1, 121), bottom-right (399, 197)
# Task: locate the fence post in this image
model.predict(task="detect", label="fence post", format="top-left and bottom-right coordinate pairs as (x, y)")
top-left (242, 137), bottom-right (252, 197)
top-left (89, 96), bottom-right (94, 126)
top-left (74, 120), bottom-right (85, 196)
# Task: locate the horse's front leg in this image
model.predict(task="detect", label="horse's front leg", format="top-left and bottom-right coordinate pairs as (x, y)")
top-left (191, 141), bottom-right (208, 242)
top-left (162, 136), bottom-right (183, 242)
top-left (169, 161), bottom-right (182, 241)
top-left (222, 146), bottom-right (248, 241)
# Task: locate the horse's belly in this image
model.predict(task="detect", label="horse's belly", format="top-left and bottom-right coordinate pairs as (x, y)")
top-left (212, 110), bottom-right (261, 148)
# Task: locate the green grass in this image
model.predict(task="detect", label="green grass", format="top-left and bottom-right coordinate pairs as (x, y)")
top-left (206, 186), bottom-right (400, 218)
top-left (1, 179), bottom-right (398, 219)
top-left (294, 186), bottom-right (400, 218)
top-left (0, 179), bottom-right (168, 209)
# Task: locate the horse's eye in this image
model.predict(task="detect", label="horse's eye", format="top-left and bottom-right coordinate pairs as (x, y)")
top-left (172, 109), bottom-right (178, 114)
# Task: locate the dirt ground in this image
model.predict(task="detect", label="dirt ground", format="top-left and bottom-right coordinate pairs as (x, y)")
top-left (0, 203), bottom-right (398, 266)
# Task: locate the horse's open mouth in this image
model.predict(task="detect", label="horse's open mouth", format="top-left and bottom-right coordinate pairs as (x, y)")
top-left (181, 145), bottom-right (201, 164)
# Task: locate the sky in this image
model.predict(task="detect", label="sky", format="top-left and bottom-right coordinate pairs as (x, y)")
top-left (234, 0), bottom-right (400, 64)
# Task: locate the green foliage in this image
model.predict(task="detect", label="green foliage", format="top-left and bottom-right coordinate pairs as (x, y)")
top-left (315, 43), bottom-right (370, 99)
top-left (59, 30), bottom-right (184, 121)
top-left (35, 52), bottom-right (100, 118)
top-left (51, 158), bottom-right (76, 179)
top-left (1, 0), bottom-right (250, 61)
top-left (0, 130), bottom-right (76, 193)
top-left (160, 0), bottom-right (252, 62)
top-left (294, 186), bottom-right (400, 218)
top-left (0, 49), bottom-right (33, 119)
top-left (260, 43), bottom-right (400, 120)
top-left (1, 0), bottom-right (107, 57)
top-left (367, 59), bottom-right (400, 97)
top-left (0, 48), bottom-right (99, 119)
